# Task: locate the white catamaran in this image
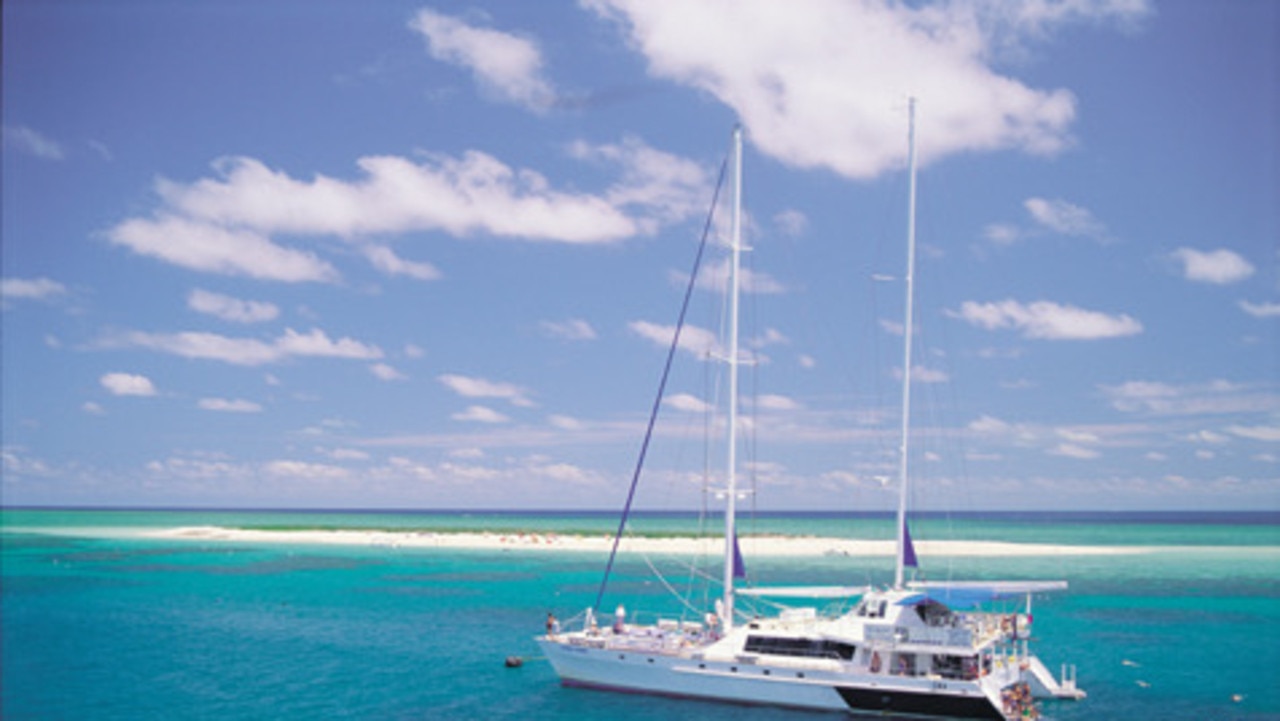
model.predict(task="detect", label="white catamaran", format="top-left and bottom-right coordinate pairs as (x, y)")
top-left (539, 107), bottom-right (1086, 720)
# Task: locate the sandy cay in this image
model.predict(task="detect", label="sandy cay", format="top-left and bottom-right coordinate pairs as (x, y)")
top-left (150, 527), bottom-right (1141, 557)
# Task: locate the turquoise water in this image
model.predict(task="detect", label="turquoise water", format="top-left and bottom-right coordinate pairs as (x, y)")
top-left (3, 509), bottom-right (1278, 720)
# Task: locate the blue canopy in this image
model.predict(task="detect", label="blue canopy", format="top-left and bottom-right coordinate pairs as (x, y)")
top-left (899, 581), bottom-right (1068, 610)
top-left (896, 588), bottom-right (1000, 610)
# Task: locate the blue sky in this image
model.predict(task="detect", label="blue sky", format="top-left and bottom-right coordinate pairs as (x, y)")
top-left (3, 0), bottom-right (1276, 511)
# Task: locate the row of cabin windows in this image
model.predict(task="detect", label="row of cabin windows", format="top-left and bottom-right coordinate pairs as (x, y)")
top-left (743, 635), bottom-right (856, 661)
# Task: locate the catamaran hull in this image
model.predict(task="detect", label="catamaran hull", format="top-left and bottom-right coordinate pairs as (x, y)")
top-left (539, 639), bottom-right (1008, 720)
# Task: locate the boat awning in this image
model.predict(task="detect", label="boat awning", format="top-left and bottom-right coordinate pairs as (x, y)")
top-left (900, 581), bottom-right (1068, 609)
top-left (737, 585), bottom-right (871, 599)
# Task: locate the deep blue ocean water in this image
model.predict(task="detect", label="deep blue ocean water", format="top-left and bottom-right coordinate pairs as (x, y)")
top-left (3, 509), bottom-right (1278, 720)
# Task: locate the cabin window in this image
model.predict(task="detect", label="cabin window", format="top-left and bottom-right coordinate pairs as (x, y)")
top-left (744, 635), bottom-right (855, 661)
top-left (931, 654), bottom-right (978, 680)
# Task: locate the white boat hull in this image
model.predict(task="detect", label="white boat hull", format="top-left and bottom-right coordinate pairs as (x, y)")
top-left (538, 636), bottom-right (1014, 720)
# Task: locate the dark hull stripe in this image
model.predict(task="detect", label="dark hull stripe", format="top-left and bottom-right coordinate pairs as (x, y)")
top-left (837, 686), bottom-right (1005, 720)
top-left (561, 677), bottom-right (1005, 720)
top-left (559, 678), bottom-right (837, 714)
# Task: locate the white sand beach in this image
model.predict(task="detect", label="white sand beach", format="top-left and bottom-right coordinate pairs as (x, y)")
top-left (149, 526), bottom-right (1143, 557)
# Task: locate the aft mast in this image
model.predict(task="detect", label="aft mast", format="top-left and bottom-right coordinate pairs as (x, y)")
top-left (894, 99), bottom-right (919, 590)
top-left (721, 125), bottom-right (745, 631)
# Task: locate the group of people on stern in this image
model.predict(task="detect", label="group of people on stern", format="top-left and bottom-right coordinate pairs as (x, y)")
top-left (1003, 682), bottom-right (1039, 719)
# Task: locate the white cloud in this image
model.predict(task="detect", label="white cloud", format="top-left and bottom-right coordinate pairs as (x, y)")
top-left (88, 139), bottom-right (113, 161)
top-left (3, 125), bottom-right (65, 160)
top-left (982, 223), bottom-right (1022, 245)
top-left (1100, 379), bottom-right (1271, 416)
top-left (156, 154), bottom-right (600, 239)
top-left (438, 373), bottom-right (534, 407)
top-left (436, 460), bottom-right (503, 481)
top-left (82, 401), bottom-right (106, 415)
top-left (409, 8), bottom-right (555, 111)
top-left (629, 320), bottom-right (720, 358)
top-left (758, 394), bottom-right (801, 411)
top-left (587, 0), bottom-right (1147, 179)
top-left (692, 258), bottom-right (787, 295)
top-left (101, 372), bottom-right (157, 397)
top-left (119, 327), bottom-right (382, 366)
top-left (773, 209), bottom-right (809, 238)
top-left (1171, 248), bottom-right (1255, 285)
top-left (755, 328), bottom-right (789, 348)
top-left (1101, 380), bottom-right (1177, 411)
top-left (1228, 425), bottom-right (1280, 442)
top-left (197, 397), bottom-right (263, 413)
top-left (895, 365), bottom-right (951, 383)
top-left (567, 136), bottom-right (712, 233)
top-left (134, 149), bottom-right (694, 246)
top-left (969, 415), bottom-right (1014, 435)
top-left (1050, 443), bottom-right (1100, 459)
top-left (530, 461), bottom-right (598, 485)
top-left (370, 362), bottom-right (407, 381)
top-left (452, 405), bottom-right (511, 423)
top-left (264, 459), bottom-right (351, 480)
top-left (1023, 197), bottom-right (1107, 239)
top-left (187, 288), bottom-right (279, 323)
top-left (1239, 300), bottom-right (1280, 318)
top-left (547, 415), bottom-right (585, 431)
top-left (362, 245), bottom-right (442, 281)
top-left (966, 414), bottom-right (1042, 446)
top-left (108, 137), bottom-right (711, 287)
top-left (665, 393), bottom-right (711, 413)
top-left (123, 331), bottom-right (279, 365)
top-left (950, 299), bottom-right (1142, 339)
top-left (1186, 429), bottom-right (1230, 445)
top-left (1, 277), bottom-right (67, 303)
top-left (274, 328), bottom-right (384, 359)
top-left (1057, 428), bottom-right (1100, 444)
top-left (322, 447), bottom-right (371, 461)
top-left (145, 455), bottom-right (246, 482)
top-left (109, 215), bottom-right (339, 283)
top-left (966, 451), bottom-right (1004, 462)
top-left (540, 318), bottom-right (597, 340)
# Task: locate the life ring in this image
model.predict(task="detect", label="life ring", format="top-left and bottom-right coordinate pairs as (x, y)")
top-left (870, 652), bottom-right (882, 674)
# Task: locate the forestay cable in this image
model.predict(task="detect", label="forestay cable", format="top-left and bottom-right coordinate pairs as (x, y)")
top-left (592, 152), bottom-right (730, 613)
